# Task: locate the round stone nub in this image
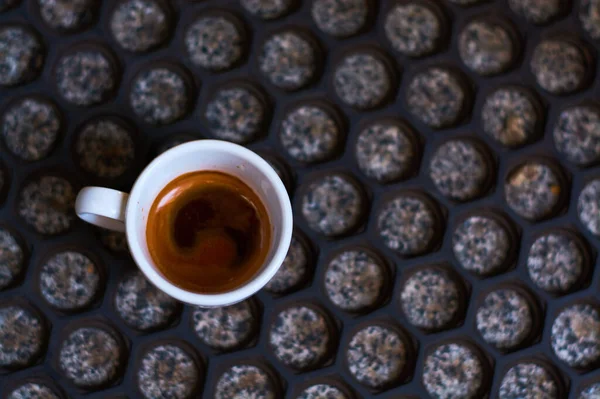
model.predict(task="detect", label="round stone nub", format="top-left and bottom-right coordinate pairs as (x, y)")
top-left (99, 228), bottom-right (128, 253)
top-left (530, 40), bottom-right (588, 95)
top-left (505, 162), bottom-right (562, 221)
top-left (7, 382), bottom-right (61, 399)
top-left (325, 250), bottom-right (385, 312)
top-left (508, 0), bottom-right (562, 24)
top-left (76, 118), bottom-right (135, 178)
top-left (481, 87), bottom-right (540, 148)
top-left (137, 344), bottom-right (199, 399)
top-left (297, 384), bottom-right (349, 399)
top-left (355, 120), bottom-right (415, 183)
top-left (39, 251), bottom-right (100, 311)
top-left (0, 25), bottom-right (44, 86)
top-left (579, 179), bottom-right (600, 236)
top-left (130, 67), bottom-right (189, 125)
top-left (527, 232), bottom-right (584, 294)
top-left (37, 0), bottom-right (98, 32)
top-left (0, 228), bottom-right (24, 290)
top-left (406, 67), bottom-right (467, 128)
top-left (115, 270), bottom-right (179, 331)
top-left (459, 19), bottom-right (515, 76)
top-left (334, 52), bottom-right (392, 109)
top-left (311, 0), bottom-right (368, 38)
top-left (269, 305), bottom-right (331, 370)
top-left (2, 97), bottom-right (60, 161)
top-left (553, 104), bottom-right (600, 166)
top-left (400, 267), bottom-right (460, 330)
top-left (498, 363), bottom-right (559, 399)
top-left (551, 304), bottom-right (600, 368)
top-left (110, 0), bottom-right (170, 53)
top-left (301, 174), bottom-right (364, 237)
top-left (264, 235), bottom-right (309, 293)
top-left (377, 194), bottom-right (438, 256)
top-left (384, 2), bottom-right (442, 58)
top-left (18, 176), bottom-right (75, 235)
top-left (580, 0), bottom-right (600, 39)
top-left (423, 343), bottom-right (484, 399)
top-left (452, 215), bottom-right (511, 276)
top-left (215, 364), bottom-right (277, 399)
top-left (259, 31), bottom-right (317, 91)
top-left (280, 104), bottom-right (340, 163)
top-left (476, 289), bottom-right (533, 349)
top-left (185, 15), bottom-right (243, 71)
top-left (241, 0), bottom-right (293, 20)
top-left (59, 327), bottom-right (121, 388)
top-left (429, 139), bottom-right (489, 201)
top-left (205, 86), bottom-right (265, 144)
top-left (192, 299), bottom-right (256, 350)
top-left (0, 306), bottom-right (44, 368)
top-left (346, 325), bottom-right (407, 388)
top-left (55, 49), bottom-right (116, 107)
top-left (581, 383), bottom-right (600, 399)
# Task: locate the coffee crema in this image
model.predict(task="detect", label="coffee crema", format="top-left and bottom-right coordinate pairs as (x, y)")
top-left (146, 171), bottom-right (271, 293)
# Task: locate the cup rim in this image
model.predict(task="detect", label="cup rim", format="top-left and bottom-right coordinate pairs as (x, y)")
top-left (125, 140), bottom-right (293, 306)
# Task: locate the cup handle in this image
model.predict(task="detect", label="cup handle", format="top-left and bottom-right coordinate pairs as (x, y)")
top-left (75, 187), bottom-right (129, 232)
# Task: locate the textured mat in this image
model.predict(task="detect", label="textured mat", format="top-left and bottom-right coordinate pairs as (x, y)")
top-left (2, 0), bottom-right (600, 398)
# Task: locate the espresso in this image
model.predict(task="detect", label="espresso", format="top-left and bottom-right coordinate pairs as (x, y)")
top-left (146, 171), bottom-right (271, 293)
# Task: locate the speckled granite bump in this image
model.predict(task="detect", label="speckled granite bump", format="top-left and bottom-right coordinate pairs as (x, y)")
top-left (377, 194), bottom-right (438, 256)
top-left (75, 118), bottom-right (135, 178)
top-left (476, 289), bottom-right (533, 349)
top-left (192, 299), bottom-right (256, 350)
top-left (429, 139), bottom-right (489, 201)
top-left (578, 179), bottom-right (600, 236)
top-left (7, 383), bottom-right (60, 399)
top-left (214, 364), bottom-right (276, 399)
top-left (423, 343), bottom-right (484, 399)
top-left (459, 19), bottom-right (515, 76)
top-left (115, 270), bottom-right (179, 331)
top-left (530, 39), bottom-right (588, 95)
top-left (334, 51), bottom-right (392, 109)
top-left (259, 31), bottom-right (317, 91)
top-left (0, 228), bottom-right (24, 290)
top-left (0, 306), bottom-right (44, 368)
top-left (551, 304), bottom-right (600, 368)
top-left (296, 384), bottom-right (349, 399)
top-left (355, 120), bottom-right (415, 183)
top-left (325, 249), bottom-right (385, 312)
top-left (264, 235), bottom-right (309, 293)
top-left (37, 0), bottom-right (98, 32)
top-left (580, 0), bottom-right (600, 39)
top-left (481, 87), bottom-right (540, 148)
top-left (2, 97), bottom-right (61, 161)
top-left (406, 67), bottom-right (467, 129)
top-left (185, 14), bottom-right (243, 71)
top-left (527, 232), bottom-right (584, 294)
top-left (504, 162), bottom-right (561, 221)
top-left (137, 344), bottom-right (199, 399)
top-left (280, 104), bottom-right (340, 163)
top-left (98, 228), bottom-right (128, 253)
top-left (241, 0), bottom-right (293, 20)
top-left (452, 215), bottom-right (511, 276)
top-left (59, 327), bottom-right (121, 388)
top-left (205, 86), bottom-right (265, 144)
top-left (553, 104), bottom-right (600, 166)
top-left (312, 0), bottom-right (367, 38)
top-left (508, 0), bottom-right (562, 24)
top-left (400, 267), bottom-right (460, 330)
top-left (110, 0), bottom-right (170, 53)
top-left (384, 2), bottom-right (442, 58)
top-left (269, 305), bottom-right (331, 370)
top-left (39, 251), bottom-right (100, 311)
top-left (580, 383), bottom-right (600, 399)
top-left (346, 325), bottom-right (407, 389)
top-left (0, 25), bottom-right (44, 86)
top-left (301, 174), bottom-right (363, 237)
top-left (18, 175), bottom-right (75, 235)
top-left (498, 363), bottom-right (558, 399)
top-left (129, 66), bottom-right (189, 125)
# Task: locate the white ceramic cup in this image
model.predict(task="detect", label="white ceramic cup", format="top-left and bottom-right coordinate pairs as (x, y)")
top-left (75, 140), bottom-right (293, 307)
